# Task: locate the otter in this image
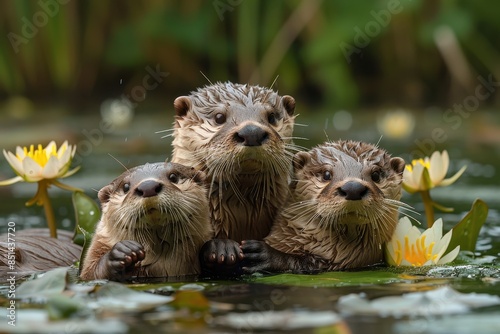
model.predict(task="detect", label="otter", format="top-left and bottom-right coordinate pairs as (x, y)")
top-left (241, 140), bottom-right (406, 273)
top-left (0, 229), bottom-right (82, 280)
top-left (170, 82), bottom-right (296, 269)
top-left (80, 162), bottom-right (212, 281)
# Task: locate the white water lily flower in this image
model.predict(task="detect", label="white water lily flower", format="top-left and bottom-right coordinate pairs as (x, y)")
top-left (403, 150), bottom-right (466, 193)
top-left (0, 141), bottom-right (79, 185)
top-left (385, 217), bottom-right (460, 266)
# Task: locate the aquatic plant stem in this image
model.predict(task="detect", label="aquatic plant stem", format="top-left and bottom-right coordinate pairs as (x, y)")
top-left (420, 190), bottom-right (435, 228)
top-left (38, 181), bottom-right (58, 238)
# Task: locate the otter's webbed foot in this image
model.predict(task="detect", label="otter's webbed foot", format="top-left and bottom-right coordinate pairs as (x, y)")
top-left (241, 240), bottom-right (324, 274)
top-left (104, 240), bottom-right (145, 281)
top-left (240, 240), bottom-right (288, 274)
top-left (199, 239), bottom-right (244, 278)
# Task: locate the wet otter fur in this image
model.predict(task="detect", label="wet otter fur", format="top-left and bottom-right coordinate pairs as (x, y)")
top-left (171, 82), bottom-right (296, 270)
top-left (0, 229), bottom-right (81, 280)
top-left (242, 140), bottom-right (406, 273)
top-left (80, 162), bottom-right (212, 281)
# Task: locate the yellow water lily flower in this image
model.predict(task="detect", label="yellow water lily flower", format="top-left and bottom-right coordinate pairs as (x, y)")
top-left (385, 217), bottom-right (460, 266)
top-left (0, 141), bottom-right (79, 185)
top-left (403, 150), bottom-right (466, 194)
top-left (0, 141), bottom-right (81, 238)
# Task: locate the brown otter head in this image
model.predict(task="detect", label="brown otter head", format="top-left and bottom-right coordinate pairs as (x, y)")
top-left (171, 82), bottom-right (296, 180)
top-left (171, 82), bottom-right (296, 240)
top-left (289, 140), bottom-right (405, 246)
top-left (98, 162), bottom-right (211, 253)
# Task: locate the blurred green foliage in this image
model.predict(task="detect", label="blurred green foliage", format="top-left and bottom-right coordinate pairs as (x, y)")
top-left (0, 0), bottom-right (499, 108)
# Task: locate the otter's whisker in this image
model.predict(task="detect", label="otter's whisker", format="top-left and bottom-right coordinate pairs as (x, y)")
top-left (108, 153), bottom-right (129, 172)
top-left (155, 128), bottom-right (175, 134)
top-left (384, 199), bottom-right (417, 211)
top-left (282, 136), bottom-right (309, 142)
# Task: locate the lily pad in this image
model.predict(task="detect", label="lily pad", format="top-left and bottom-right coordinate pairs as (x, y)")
top-left (90, 282), bottom-right (174, 311)
top-left (214, 310), bottom-right (343, 331)
top-left (72, 191), bottom-right (100, 246)
top-left (394, 313), bottom-right (500, 334)
top-left (338, 286), bottom-right (500, 317)
top-left (446, 199), bottom-right (489, 254)
top-left (16, 267), bottom-right (69, 299)
top-left (251, 270), bottom-right (413, 287)
top-left (0, 309), bottom-right (128, 333)
top-left (47, 294), bottom-right (84, 320)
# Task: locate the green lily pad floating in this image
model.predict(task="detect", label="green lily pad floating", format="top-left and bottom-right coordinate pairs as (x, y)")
top-left (72, 191), bottom-right (100, 246)
top-left (251, 270), bottom-right (414, 287)
top-left (446, 199), bottom-right (489, 254)
top-left (47, 294), bottom-right (85, 320)
top-left (0, 309), bottom-right (128, 333)
top-left (16, 267), bottom-right (69, 299)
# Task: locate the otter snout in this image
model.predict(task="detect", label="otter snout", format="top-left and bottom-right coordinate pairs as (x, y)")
top-left (135, 179), bottom-right (163, 198)
top-left (338, 181), bottom-right (368, 201)
top-left (234, 124), bottom-right (269, 146)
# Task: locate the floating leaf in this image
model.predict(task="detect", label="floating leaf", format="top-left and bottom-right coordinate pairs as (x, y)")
top-left (47, 294), bottom-right (84, 320)
top-left (91, 282), bottom-right (173, 311)
top-left (0, 309), bottom-right (128, 333)
top-left (394, 312), bottom-right (500, 334)
top-left (16, 268), bottom-right (69, 299)
top-left (214, 310), bottom-right (343, 331)
top-left (72, 191), bottom-right (100, 246)
top-left (252, 270), bottom-right (412, 287)
top-left (338, 286), bottom-right (500, 317)
top-left (446, 199), bottom-right (489, 254)
top-left (178, 283), bottom-right (206, 291)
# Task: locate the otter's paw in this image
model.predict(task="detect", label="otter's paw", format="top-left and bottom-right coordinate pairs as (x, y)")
top-left (107, 240), bottom-right (145, 278)
top-left (200, 239), bottom-right (243, 268)
top-left (240, 240), bottom-right (277, 274)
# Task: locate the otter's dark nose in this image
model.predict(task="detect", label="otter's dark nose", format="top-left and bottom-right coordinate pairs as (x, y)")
top-left (338, 181), bottom-right (368, 201)
top-left (135, 180), bottom-right (163, 198)
top-left (235, 124), bottom-right (269, 146)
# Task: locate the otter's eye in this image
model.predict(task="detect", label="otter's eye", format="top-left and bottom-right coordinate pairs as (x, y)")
top-left (371, 171), bottom-right (381, 183)
top-left (323, 170), bottom-right (332, 181)
top-left (214, 113), bottom-right (226, 125)
top-left (268, 112), bottom-right (277, 125)
top-left (168, 173), bottom-right (179, 183)
top-left (123, 183), bottom-right (130, 193)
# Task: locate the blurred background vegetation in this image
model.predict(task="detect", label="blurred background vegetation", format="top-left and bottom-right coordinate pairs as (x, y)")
top-left (1, 0), bottom-right (499, 111)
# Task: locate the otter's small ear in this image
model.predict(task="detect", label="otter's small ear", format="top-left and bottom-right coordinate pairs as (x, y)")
top-left (390, 157), bottom-right (406, 175)
top-left (98, 184), bottom-right (114, 204)
top-left (282, 95), bottom-right (295, 116)
top-left (293, 151), bottom-right (311, 172)
top-left (174, 96), bottom-right (191, 118)
top-left (192, 169), bottom-right (206, 186)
